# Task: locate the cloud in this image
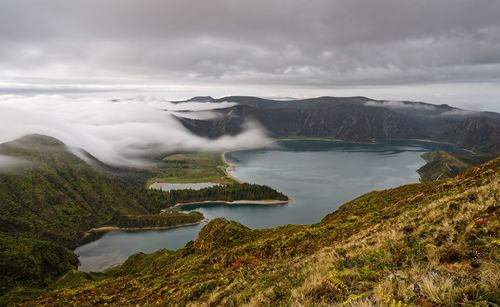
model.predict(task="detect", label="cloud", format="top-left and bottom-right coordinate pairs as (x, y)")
top-left (0, 155), bottom-right (28, 173)
top-left (0, 0), bottom-right (499, 93)
top-left (0, 95), bottom-right (268, 166)
top-left (440, 109), bottom-right (478, 117)
top-left (364, 100), bottom-right (437, 111)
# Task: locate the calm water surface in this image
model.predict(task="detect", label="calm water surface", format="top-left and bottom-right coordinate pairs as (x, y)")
top-left (76, 140), bottom-right (459, 271)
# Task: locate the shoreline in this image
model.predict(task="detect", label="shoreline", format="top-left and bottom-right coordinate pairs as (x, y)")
top-left (408, 138), bottom-right (475, 154)
top-left (80, 218), bottom-right (209, 241)
top-left (221, 151), bottom-right (243, 183)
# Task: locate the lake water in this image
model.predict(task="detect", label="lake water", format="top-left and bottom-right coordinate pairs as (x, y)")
top-left (75, 140), bottom-right (459, 272)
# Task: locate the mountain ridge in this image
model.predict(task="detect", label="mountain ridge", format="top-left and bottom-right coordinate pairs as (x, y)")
top-left (175, 96), bottom-right (500, 153)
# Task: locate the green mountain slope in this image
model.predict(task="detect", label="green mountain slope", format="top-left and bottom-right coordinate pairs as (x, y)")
top-left (0, 135), bottom-right (206, 303)
top-left (27, 158), bottom-right (500, 306)
top-left (418, 150), bottom-right (500, 182)
top-left (0, 135), bottom-right (194, 247)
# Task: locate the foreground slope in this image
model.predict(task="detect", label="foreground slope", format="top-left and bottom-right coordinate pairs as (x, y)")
top-left (28, 158), bottom-right (500, 306)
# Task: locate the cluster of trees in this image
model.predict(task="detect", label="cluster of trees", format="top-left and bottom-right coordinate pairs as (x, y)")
top-left (106, 211), bottom-right (203, 229)
top-left (164, 183), bottom-right (288, 204)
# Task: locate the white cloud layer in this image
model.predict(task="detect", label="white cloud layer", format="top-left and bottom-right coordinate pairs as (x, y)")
top-left (0, 155), bottom-right (28, 172)
top-left (0, 95), bottom-right (268, 166)
top-left (364, 100), bottom-right (437, 111)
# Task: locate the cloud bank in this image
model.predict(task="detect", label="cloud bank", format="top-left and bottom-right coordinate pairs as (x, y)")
top-left (0, 95), bottom-right (268, 166)
top-left (0, 1), bottom-right (499, 101)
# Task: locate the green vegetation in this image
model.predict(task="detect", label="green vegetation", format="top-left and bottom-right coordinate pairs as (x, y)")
top-left (163, 183), bottom-right (288, 205)
top-left (0, 135), bottom-right (181, 247)
top-left (24, 157), bottom-right (500, 305)
top-left (146, 153), bottom-right (235, 186)
top-left (0, 135), bottom-right (206, 304)
top-left (418, 150), bottom-right (499, 181)
top-left (0, 135), bottom-right (290, 306)
top-left (0, 233), bottom-right (78, 304)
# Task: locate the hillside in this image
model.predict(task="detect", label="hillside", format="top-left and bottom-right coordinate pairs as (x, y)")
top-left (0, 135), bottom-right (207, 303)
top-left (0, 135), bottom-right (200, 247)
top-left (0, 135), bottom-right (291, 305)
top-left (418, 151), bottom-right (500, 182)
top-left (26, 157), bottom-right (500, 306)
top-left (176, 96), bottom-right (500, 153)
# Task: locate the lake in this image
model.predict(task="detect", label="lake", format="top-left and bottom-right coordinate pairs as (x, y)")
top-left (75, 140), bottom-right (459, 271)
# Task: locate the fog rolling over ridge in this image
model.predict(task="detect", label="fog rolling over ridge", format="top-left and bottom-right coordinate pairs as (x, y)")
top-left (0, 95), bottom-right (268, 166)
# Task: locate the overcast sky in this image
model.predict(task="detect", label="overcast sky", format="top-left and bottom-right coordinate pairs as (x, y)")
top-left (1, 0), bottom-right (500, 111)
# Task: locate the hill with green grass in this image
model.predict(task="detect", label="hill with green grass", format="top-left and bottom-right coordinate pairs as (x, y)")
top-left (24, 157), bottom-right (500, 306)
top-left (0, 135), bottom-right (208, 303)
top-left (418, 151), bottom-right (500, 182)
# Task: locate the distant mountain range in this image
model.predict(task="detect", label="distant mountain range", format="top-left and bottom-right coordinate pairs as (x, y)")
top-left (175, 96), bottom-right (500, 153)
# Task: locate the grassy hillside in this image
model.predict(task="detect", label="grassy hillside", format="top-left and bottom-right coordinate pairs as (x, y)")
top-left (418, 151), bottom-right (500, 182)
top-left (0, 135), bottom-right (195, 247)
top-left (25, 158), bottom-right (500, 306)
top-left (0, 135), bottom-right (208, 303)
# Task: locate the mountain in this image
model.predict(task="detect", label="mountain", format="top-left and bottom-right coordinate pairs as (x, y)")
top-left (0, 135), bottom-right (201, 247)
top-left (176, 96), bottom-right (500, 153)
top-left (26, 157), bottom-right (500, 306)
top-left (434, 117), bottom-right (500, 153)
top-left (0, 135), bottom-right (205, 303)
top-left (173, 96), bottom-right (215, 103)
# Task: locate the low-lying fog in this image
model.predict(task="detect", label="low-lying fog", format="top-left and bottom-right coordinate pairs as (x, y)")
top-left (0, 95), bottom-right (268, 166)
